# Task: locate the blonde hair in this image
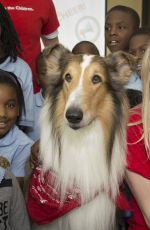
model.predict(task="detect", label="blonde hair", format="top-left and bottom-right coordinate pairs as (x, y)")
top-left (141, 43), bottom-right (150, 156)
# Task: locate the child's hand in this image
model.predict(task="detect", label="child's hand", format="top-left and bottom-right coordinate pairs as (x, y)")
top-left (30, 140), bottom-right (40, 169)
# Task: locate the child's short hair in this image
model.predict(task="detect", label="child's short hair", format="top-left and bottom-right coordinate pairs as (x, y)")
top-left (72, 41), bottom-right (100, 55)
top-left (107, 5), bottom-right (140, 31)
top-left (0, 70), bottom-right (25, 118)
top-left (131, 27), bottom-right (150, 38)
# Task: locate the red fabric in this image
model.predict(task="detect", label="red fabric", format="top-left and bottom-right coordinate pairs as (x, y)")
top-left (127, 106), bottom-right (150, 230)
top-left (116, 190), bottom-right (132, 211)
top-left (27, 167), bottom-right (81, 225)
top-left (27, 167), bottom-right (131, 225)
top-left (1, 0), bottom-right (59, 93)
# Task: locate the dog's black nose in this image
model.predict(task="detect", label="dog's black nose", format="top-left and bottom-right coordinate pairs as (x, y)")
top-left (66, 108), bottom-right (83, 123)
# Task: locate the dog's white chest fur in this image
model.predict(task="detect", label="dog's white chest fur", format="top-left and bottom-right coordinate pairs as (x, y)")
top-left (32, 194), bottom-right (116, 230)
top-left (37, 117), bottom-right (125, 230)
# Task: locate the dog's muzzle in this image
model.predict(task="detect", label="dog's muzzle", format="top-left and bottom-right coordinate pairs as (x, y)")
top-left (65, 107), bottom-right (83, 130)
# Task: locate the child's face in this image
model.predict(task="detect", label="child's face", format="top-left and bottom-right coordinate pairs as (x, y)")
top-left (129, 34), bottom-right (150, 76)
top-left (0, 84), bottom-right (19, 138)
top-left (36, 59), bottom-right (48, 92)
top-left (105, 11), bottom-right (135, 53)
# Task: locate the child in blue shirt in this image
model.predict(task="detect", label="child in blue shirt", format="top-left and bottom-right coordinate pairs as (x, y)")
top-left (27, 49), bottom-right (53, 141)
top-left (0, 3), bottom-right (34, 129)
top-left (0, 70), bottom-right (33, 189)
top-left (105, 5), bottom-right (142, 92)
top-left (129, 27), bottom-right (150, 78)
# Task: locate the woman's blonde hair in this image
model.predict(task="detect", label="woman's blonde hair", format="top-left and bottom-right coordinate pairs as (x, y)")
top-left (141, 43), bottom-right (150, 156)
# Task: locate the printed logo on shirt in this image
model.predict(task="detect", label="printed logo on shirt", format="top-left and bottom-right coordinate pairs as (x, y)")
top-left (5, 6), bottom-right (34, 11)
top-left (0, 201), bottom-right (8, 230)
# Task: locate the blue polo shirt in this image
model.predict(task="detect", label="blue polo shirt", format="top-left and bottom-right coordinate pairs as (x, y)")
top-left (126, 72), bottom-right (142, 91)
top-left (0, 125), bottom-right (34, 177)
top-left (27, 90), bottom-right (44, 141)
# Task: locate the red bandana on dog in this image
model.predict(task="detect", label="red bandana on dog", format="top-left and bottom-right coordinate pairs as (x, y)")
top-left (27, 167), bottom-right (81, 225)
top-left (27, 167), bottom-right (131, 225)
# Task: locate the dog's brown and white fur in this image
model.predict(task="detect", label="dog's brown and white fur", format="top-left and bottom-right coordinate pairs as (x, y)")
top-left (33, 44), bottom-right (134, 230)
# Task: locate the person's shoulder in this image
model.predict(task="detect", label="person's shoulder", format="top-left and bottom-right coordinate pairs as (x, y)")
top-left (15, 57), bottom-right (31, 70)
top-left (127, 106), bottom-right (143, 143)
top-left (12, 57), bottom-right (32, 81)
top-left (13, 125), bottom-right (34, 145)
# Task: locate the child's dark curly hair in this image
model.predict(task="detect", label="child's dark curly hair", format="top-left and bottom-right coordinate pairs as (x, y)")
top-left (0, 3), bottom-right (22, 62)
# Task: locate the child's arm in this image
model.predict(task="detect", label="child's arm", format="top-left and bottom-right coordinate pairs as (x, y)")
top-left (126, 170), bottom-right (150, 228)
top-left (10, 128), bottom-right (34, 190)
top-left (30, 140), bottom-right (40, 169)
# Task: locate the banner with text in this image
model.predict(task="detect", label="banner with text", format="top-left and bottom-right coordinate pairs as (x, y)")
top-left (53, 0), bottom-right (106, 56)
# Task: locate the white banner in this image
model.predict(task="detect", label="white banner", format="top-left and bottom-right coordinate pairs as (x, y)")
top-left (53, 0), bottom-right (105, 56)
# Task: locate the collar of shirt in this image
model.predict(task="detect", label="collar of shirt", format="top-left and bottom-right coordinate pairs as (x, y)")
top-left (35, 89), bottom-right (44, 107)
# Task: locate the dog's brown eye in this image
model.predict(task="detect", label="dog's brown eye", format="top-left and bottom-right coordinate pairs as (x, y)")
top-left (92, 75), bottom-right (102, 84)
top-left (65, 73), bottom-right (72, 83)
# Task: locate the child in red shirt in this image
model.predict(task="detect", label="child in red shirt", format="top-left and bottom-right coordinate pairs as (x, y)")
top-left (1, 0), bottom-right (59, 92)
top-left (126, 43), bottom-right (150, 229)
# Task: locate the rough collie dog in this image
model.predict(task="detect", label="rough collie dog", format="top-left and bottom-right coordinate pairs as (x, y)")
top-left (27, 44), bottom-right (134, 230)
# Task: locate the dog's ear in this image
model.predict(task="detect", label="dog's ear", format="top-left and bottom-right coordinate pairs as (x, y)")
top-left (42, 44), bottom-right (72, 96)
top-left (43, 43), bottom-right (71, 76)
top-left (105, 51), bottom-right (137, 91)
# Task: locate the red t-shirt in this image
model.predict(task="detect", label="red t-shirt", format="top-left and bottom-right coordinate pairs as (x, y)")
top-left (127, 107), bottom-right (150, 230)
top-left (1, 0), bottom-right (59, 92)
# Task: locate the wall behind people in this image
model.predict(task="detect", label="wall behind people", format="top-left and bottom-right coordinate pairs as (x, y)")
top-left (52, 0), bottom-right (143, 57)
top-left (107, 0), bottom-right (142, 17)
top-left (142, 0), bottom-right (150, 27)
top-left (53, 0), bottom-right (105, 56)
